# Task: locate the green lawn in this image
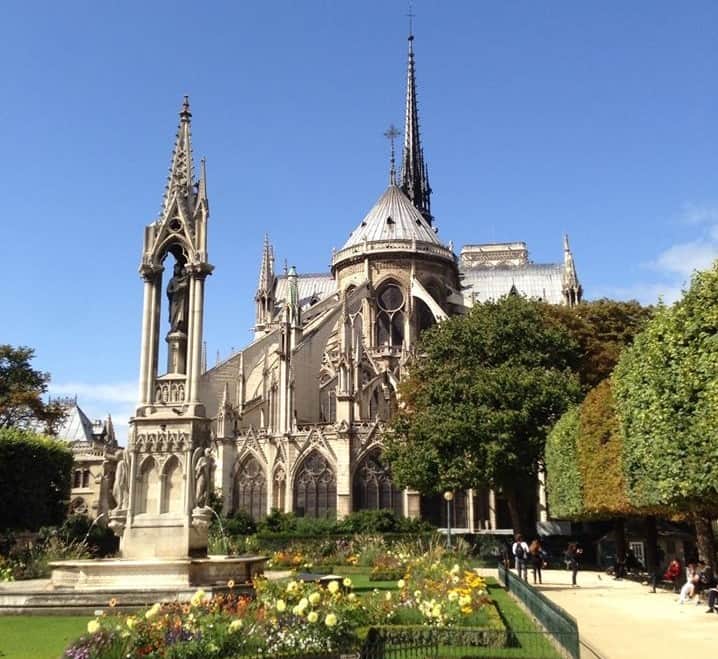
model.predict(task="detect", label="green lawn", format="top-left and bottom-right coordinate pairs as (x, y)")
top-left (0, 616), bottom-right (89, 659)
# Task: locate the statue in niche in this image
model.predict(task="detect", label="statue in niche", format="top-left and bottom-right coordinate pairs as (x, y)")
top-left (167, 262), bottom-right (189, 333)
top-left (109, 449), bottom-right (130, 510)
top-left (193, 448), bottom-right (215, 508)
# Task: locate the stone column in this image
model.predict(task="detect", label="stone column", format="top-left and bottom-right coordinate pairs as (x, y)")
top-left (537, 467), bottom-right (548, 523)
top-left (188, 273), bottom-right (207, 405)
top-left (405, 489), bottom-right (421, 519)
top-left (467, 489), bottom-right (475, 532)
top-left (138, 275), bottom-right (154, 406)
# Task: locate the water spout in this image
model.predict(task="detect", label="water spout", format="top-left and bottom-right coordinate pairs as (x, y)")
top-left (208, 508), bottom-right (229, 555)
top-left (82, 513), bottom-right (106, 549)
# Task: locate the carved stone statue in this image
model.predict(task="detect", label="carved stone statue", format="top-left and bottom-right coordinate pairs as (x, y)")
top-left (110, 449), bottom-right (129, 510)
top-left (193, 448), bottom-right (215, 508)
top-left (167, 262), bottom-right (189, 333)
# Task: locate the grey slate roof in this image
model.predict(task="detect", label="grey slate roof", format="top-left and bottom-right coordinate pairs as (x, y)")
top-left (342, 185), bottom-right (443, 250)
top-left (275, 273), bottom-right (337, 311)
top-left (461, 263), bottom-right (566, 305)
top-left (56, 404), bottom-right (95, 443)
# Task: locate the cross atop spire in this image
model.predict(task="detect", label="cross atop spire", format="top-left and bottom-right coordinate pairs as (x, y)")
top-left (400, 27), bottom-right (433, 225)
top-left (160, 96), bottom-right (196, 219)
top-left (384, 124), bottom-right (400, 185)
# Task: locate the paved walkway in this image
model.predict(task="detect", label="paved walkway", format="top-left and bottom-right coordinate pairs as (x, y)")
top-left (510, 568), bottom-right (715, 658)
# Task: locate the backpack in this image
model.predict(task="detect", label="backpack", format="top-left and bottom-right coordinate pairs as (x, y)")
top-left (515, 543), bottom-right (527, 561)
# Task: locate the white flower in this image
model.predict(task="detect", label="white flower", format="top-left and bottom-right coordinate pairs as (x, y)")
top-left (87, 619), bottom-right (101, 634)
top-left (325, 613), bottom-right (337, 627)
top-left (307, 611), bottom-right (319, 623)
top-left (229, 619), bottom-right (243, 632)
top-left (397, 579), bottom-right (406, 589)
top-left (308, 592), bottom-right (321, 605)
top-left (342, 577), bottom-right (352, 588)
top-left (276, 599), bottom-right (287, 612)
top-left (327, 581), bottom-right (339, 594)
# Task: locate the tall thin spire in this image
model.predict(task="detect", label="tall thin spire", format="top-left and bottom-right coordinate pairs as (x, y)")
top-left (257, 233), bottom-right (274, 293)
top-left (160, 95), bottom-right (196, 218)
top-left (400, 28), bottom-right (432, 225)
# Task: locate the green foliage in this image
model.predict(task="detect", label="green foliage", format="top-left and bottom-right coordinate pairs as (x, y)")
top-left (614, 265), bottom-right (718, 513)
top-left (577, 380), bottom-right (635, 517)
top-left (0, 345), bottom-right (67, 433)
top-left (385, 296), bottom-right (581, 512)
top-left (41, 514), bottom-right (118, 557)
top-left (257, 508), bottom-right (298, 533)
top-left (0, 427), bottom-right (73, 530)
top-left (546, 299), bottom-right (653, 390)
top-left (545, 407), bottom-right (583, 518)
top-left (223, 509), bottom-right (257, 536)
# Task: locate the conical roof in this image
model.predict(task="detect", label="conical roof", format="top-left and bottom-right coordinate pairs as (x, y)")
top-left (342, 184), bottom-right (441, 250)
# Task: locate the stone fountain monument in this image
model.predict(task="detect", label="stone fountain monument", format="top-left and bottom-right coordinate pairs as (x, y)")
top-left (41, 98), bottom-right (266, 604)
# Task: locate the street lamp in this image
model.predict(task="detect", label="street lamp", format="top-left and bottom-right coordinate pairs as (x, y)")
top-left (443, 491), bottom-right (454, 550)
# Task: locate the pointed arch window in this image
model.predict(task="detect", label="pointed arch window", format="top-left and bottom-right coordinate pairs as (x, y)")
top-left (293, 451), bottom-right (336, 518)
top-left (353, 451), bottom-right (403, 516)
top-left (375, 283), bottom-right (405, 348)
top-left (233, 455), bottom-right (267, 520)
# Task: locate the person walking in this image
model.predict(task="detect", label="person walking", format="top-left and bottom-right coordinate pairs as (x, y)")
top-left (529, 539), bottom-right (545, 585)
top-left (512, 533), bottom-right (530, 581)
top-left (566, 542), bottom-right (582, 587)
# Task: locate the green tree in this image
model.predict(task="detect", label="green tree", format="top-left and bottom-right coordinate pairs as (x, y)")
top-left (614, 265), bottom-right (718, 569)
top-left (385, 295), bottom-right (582, 533)
top-left (545, 406), bottom-right (583, 519)
top-left (0, 345), bottom-right (66, 434)
top-left (546, 299), bottom-right (653, 390)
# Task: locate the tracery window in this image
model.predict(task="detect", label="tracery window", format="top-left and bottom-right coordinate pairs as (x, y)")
top-left (319, 373), bottom-right (337, 423)
top-left (352, 451), bottom-right (403, 516)
top-left (375, 283), bottom-right (405, 348)
top-left (160, 456), bottom-right (182, 514)
top-left (233, 455), bottom-right (267, 520)
top-left (293, 451), bottom-right (336, 518)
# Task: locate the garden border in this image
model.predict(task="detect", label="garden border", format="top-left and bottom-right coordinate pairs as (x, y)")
top-left (497, 563), bottom-right (580, 659)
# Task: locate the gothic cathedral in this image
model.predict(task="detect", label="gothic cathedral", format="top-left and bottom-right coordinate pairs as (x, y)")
top-left (137, 33), bottom-right (582, 535)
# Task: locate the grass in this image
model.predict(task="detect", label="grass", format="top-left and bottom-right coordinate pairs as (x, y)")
top-left (0, 616), bottom-right (89, 659)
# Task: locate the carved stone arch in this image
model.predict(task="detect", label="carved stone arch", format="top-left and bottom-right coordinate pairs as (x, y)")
top-left (352, 448), bottom-right (403, 516)
top-left (292, 449), bottom-right (336, 519)
top-left (374, 279), bottom-right (406, 349)
top-left (160, 454), bottom-right (183, 514)
top-left (272, 463), bottom-right (287, 512)
top-left (300, 427), bottom-right (336, 461)
top-left (136, 455), bottom-right (160, 515)
top-left (232, 453), bottom-right (267, 520)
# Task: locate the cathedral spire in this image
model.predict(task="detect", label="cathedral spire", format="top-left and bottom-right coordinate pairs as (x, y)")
top-left (257, 234), bottom-right (274, 293)
top-left (160, 95), bottom-right (196, 218)
top-left (562, 234), bottom-right (582, 307)
top-left (254, 234), bottom-right (276, 336)
top-left (400, 29), bottom-right (432, 225)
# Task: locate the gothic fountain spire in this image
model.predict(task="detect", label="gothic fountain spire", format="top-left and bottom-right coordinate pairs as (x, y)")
top-left (160, 95), bottom-right (196, 219)
top-left (400, 19), bottom-right (433, 225)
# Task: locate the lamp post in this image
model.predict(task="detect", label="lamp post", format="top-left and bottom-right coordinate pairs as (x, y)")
top-left (443, 491), bottom-right (454, 550)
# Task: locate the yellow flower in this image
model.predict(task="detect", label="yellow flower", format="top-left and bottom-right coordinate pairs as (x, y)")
top-left (431, 604), bottom-right (442, 618)
top-left (190, 589), bottom-right (206, 607)
top-left (413, 590), bottom-right (422, 600)
top-left (307, 611), bottom-right (319, 623)
top-left (286, 580), bottom-right (298, 594)
top-left (385, 592), bottom-right (392, 601)
top-left (87, 619), bottom-right (101, 634)
top-left (397, 579), bottom-right (406, 589)
top-left (276, 599), bottom-right (287, 612)
top-left (450, 563), bottom-right (460, 575)
top-left (308, 592), bottom-right (321, 605)
top-left (342, 577), bottom-right (352, 588)
top-left (145, 603), bottom-right (161, 620)
top-left (126, 616), bottom-right (138, 630)
top-left (229, 619), bottom-right (243, 632)
top-left (292, 604), bottom-right (303, 616)
top-left (327, 581), bottom-right (339, 594)
top-left (227, 579), bottom-right (235, 589)
top-left (347, 593), bottom-right (357, 601)
top-left (324, 613), bottom-right (337, 627)
top-left (448, 591), bottom-right (458, 602)
top-left (458, 595), bottom-right (471, 608)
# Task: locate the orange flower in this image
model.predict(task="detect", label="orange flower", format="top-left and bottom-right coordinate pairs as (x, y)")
top-left (108, 597), bottom-right (118, 608)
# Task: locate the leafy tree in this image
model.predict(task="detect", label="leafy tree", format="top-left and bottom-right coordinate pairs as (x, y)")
top-left (546, 299), bottom-right (653, 390)
top-left (614, 265), bottom-right (718, 569)
top-left (385, 295), bottom-right (582, 534)
top-left (0, 345), bottom-right (66, 434)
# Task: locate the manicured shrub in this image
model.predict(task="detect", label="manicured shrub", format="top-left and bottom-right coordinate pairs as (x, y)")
top-left (0, 427), bottom-right (73, 531)
top-left (545, 407), bottom-right (583, 519)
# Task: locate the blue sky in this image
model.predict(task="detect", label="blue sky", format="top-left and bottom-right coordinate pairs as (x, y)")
top-left (1, 1), bottom-right (717, 441)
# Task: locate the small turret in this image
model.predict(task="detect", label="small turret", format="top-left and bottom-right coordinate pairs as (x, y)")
top-left (562, 234), bottom-right (582, 307)
top-left (254, 235), bottom-right (276, 336)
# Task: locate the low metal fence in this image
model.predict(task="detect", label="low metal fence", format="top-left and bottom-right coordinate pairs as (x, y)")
top-left (498, 563), bottom-right (580, 659)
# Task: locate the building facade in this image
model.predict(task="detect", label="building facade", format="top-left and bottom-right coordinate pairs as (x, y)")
top-left (124, 31), bottom-right (582, 534)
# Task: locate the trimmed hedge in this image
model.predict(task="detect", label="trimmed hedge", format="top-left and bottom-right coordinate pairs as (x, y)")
top-left (545, 407), bottom-right (583, 519)
top-left (577, 380), bottom-right (636, 517)
top-left (0, 428), bottom-right (73, 531)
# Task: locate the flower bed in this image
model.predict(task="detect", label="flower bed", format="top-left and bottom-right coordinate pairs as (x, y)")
top-left (64, 554), bottom-right (509, 658)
